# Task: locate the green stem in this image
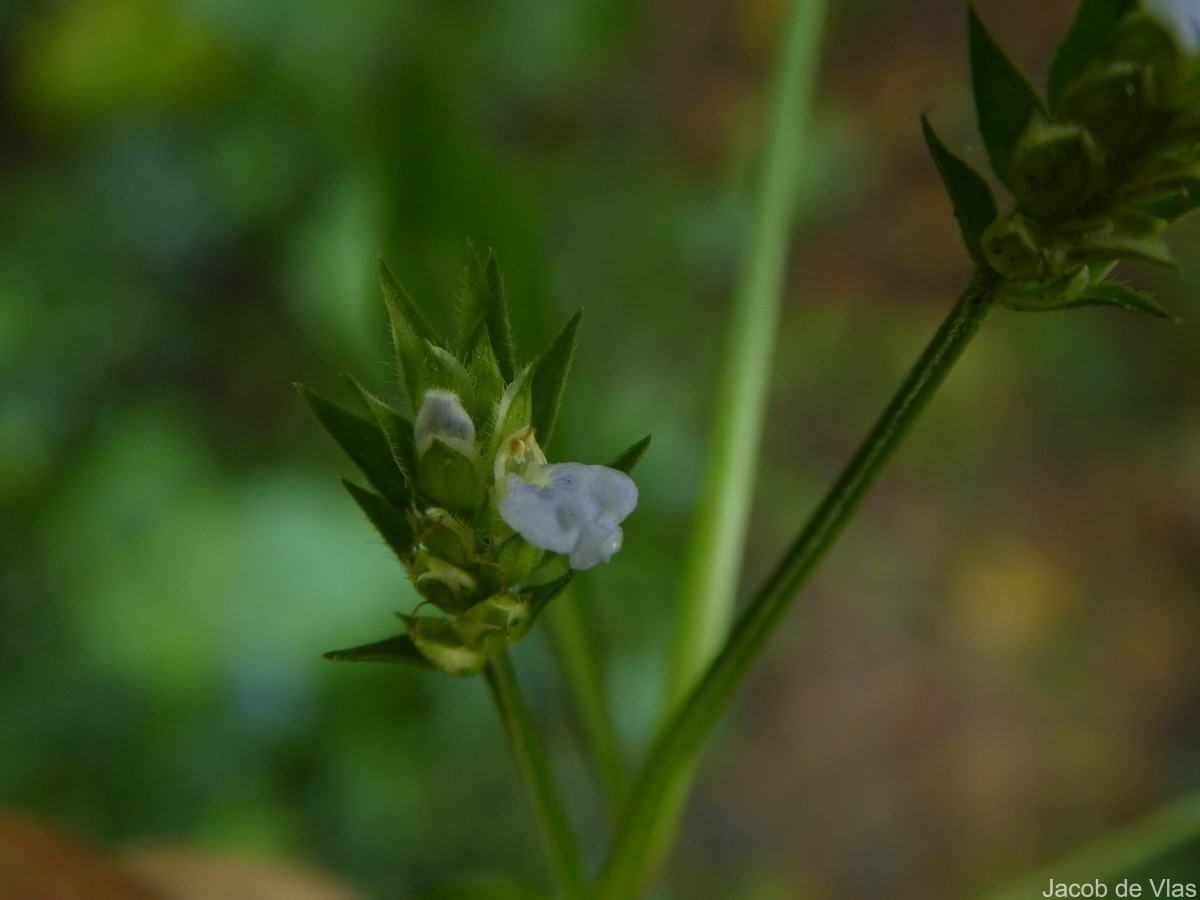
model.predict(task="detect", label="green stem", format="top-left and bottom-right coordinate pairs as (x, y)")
top-left (484, 649), bottom-right (594, 900)
top-left (984, 786), bottom-right (1200, 900)
top-left (664, 0), bottom-right (828, 715)
top-left (544, 585), bottom-right (629, 820)
top-left (645, 0), bottom-right (828, 871)
top-left (601, 272), bottom-right (997, 898)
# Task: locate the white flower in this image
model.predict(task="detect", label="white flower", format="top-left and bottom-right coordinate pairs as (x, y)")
top-left (498, 462), bottom-right (638, 570)
top-left (1144, 0), bottom-right (1200, 51)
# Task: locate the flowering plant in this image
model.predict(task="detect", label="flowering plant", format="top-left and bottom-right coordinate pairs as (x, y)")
top-left (300, 0), bottom-right (1200, 896)
top-left (298, 250), bottom-right (646, 677)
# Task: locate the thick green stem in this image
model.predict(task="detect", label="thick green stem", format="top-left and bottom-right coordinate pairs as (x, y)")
top-left (601, 272), bottom-right (997, 898)
top-left (544, 585), bottom-right (629, 820)
top-left (985, 786), bottom-right (1200, 900)
top-left (484, 649), bottom-right (594, 900)
top-left (664, 0), bottom-right (828, 715)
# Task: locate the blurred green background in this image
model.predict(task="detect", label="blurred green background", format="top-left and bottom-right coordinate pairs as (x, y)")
top-left (3, 0), bottom-right (1199, 897)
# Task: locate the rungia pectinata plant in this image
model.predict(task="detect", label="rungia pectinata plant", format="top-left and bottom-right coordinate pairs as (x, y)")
top-left (299, 1), bottom-right (1200, 896)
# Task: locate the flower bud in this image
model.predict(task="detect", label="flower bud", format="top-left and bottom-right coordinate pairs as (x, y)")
top-left (462, 593), bottom-right (533, 642)
top-left (1009, 120), bottom-right (1103, 218)
top-left (418, 508), bottom-right (475, 568)
top-left (495, 532), bottom-right (546, 584)
top-left (408, 616), bottom-right (494, 677)
top-left (994, 265), bottom-right (1090, 311)
top-left (982, 214), bottom-right (1062, 281)
top-left (1140, 1), bottom-right (1200, 56)
top-left (1108, 11), bottom-right (1189, 84)
top-left (414, 390), bottom-right (484, 510)
top-left (1061, 62), bottom-right (1156, 157)
top-left (413, 552), bottom-right (478, 613)
top-left (415, 389), bottom-right (476, 452)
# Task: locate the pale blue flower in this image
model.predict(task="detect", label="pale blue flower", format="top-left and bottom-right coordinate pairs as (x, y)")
top-left (415, 389), bottom-right (477, 457)
top-left (498, 463), bottom-right (638, 570)
top-left (1145, 0), bottom-right (1200, 51)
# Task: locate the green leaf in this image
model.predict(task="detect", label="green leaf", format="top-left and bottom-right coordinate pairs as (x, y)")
top-left (921, 116), bottom-right (999, 267)
top-left (606, 434), bottom-right (652, 474)
top-left (341, 479), bottom-right (415, 563)
top-left (1068, 282), bottom-right (1178, 319)
top-left (422, 342), bottom-right (475, 409)
top-left (530, 309), bottom-right (582, 449)
top-left (296, 384), bottom-right (411, 508)
top-left (1070, 234), bottom-right (1177, 268)
top-left (969, 4), bottom-right (1046, 188)
top-left (459, 246), bottom-right (517, 383)
top-left (379, 258), bottom-right (435, 412)
top-left (490, 365), bottom-right (534, 458)
top-left (1047, 0), bottom-right (1137, 113)
top-left (469, 332), bottom-right (505, 444)
top-left (1136, 183), bottom-right (1200, 221)
top-left (525, 573), bottom-right (573, 622)
top-left (323, 633), bottom-right (434, 669)
top-left (344, 375), bottom-right (418, 479)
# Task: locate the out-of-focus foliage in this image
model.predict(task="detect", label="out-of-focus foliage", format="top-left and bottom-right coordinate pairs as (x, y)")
top-left (2, 0), bottom-right (1199, 897)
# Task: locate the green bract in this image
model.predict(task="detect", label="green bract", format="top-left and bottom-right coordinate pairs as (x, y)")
top-left (925, 0), bottom-right (1200, 317)
top-left (299, 249), bottom-right (649, 677)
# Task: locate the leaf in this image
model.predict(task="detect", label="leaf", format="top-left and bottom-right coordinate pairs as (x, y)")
top-left (969, 4), bottom-right (1046, 188)
top-left (606, 434), bottom-right (652, 474)
top-left (1071, 234), bottom-right (1177, 268)
top-left (490, 365), bottom-right (534, 457)
top-left (921, 116), bottom-right (999, 267)
top-left (459, 245), bottom-right (517, 383)
top-left (1134, 183), bottom-right (1200, 222)
top-left (296, 384), bottom-right (410, 508)
top-left (344, 375), bottom-right (418, 479)
top-left (530, 309), bottom-right (582, 449)
top-left (422, 342), bottom-right (475, 408)
top-left (1047, 0), bottom-right (1137, 112)
top-left (1068, 282), bottom-right (1178, 319)
top-left (525, 572), bottom-right (573, 621)
top-left (379, 258), bottom-right (435, 412)
top-left (469, 332), bottom-right (505, 444)
top-left (323, 633), bottom-right (435, 669)
top-left (341, 479), bottom-right (415, 563)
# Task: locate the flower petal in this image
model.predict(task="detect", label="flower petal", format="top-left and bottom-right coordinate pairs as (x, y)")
top-left (498, 463), bottom-right (638, 570)
top-left (499, 475), bottom-right (579, 553)
top-left (415, 390), bottom-right (475, 450)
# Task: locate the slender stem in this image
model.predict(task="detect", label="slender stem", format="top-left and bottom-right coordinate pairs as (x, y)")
top-left (664, 0), bottom-right (829, 716)
top-left (984, 785), bottom-right (1200, 900)
top-left (484, 649), bottom-right (594, 900)
top-left (544, 585), bottom-right (629, 820)
top-left (601, 272), bottom-right (997, 898)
